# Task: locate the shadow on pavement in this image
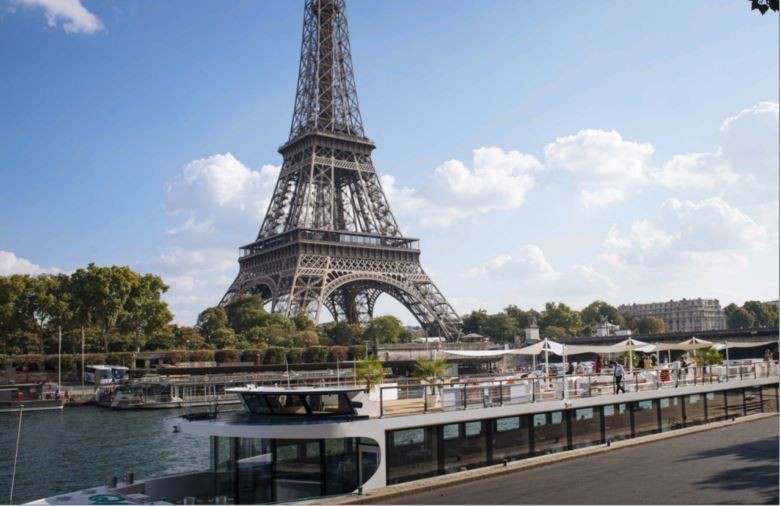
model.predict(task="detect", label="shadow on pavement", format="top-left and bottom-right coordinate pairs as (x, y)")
top-left (680, 435), bottom-right (779, 504)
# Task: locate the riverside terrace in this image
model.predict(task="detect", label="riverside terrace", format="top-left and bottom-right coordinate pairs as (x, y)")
top-left (378, 362), bottom-right (779, 417)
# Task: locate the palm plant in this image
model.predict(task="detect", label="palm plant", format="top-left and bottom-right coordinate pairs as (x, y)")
top-left (412, 358), bottom-right (449, 397)
top-left (356, 356), bottom-right (384, 391)
top-left (693, 347), bottom-right (723, 366)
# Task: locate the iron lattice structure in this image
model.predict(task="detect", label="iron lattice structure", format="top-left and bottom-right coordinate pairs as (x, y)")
top-left (222, 0), bottom-right (461, 339)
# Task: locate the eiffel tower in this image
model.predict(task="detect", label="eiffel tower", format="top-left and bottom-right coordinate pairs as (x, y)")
top-left (222, 0), bottom-right (461, 339)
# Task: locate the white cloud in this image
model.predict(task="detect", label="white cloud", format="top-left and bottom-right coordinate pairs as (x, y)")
top-left (158, 153), bottom-right (280, 324)
top-left (0, 250), bottom-right (55, 275)
top-left (578, 187), bottom-right (625, 207)
top-left (544, 129), bottom-right (654, 184)
top-left (165, 153), bottom-right (279, 243)
top-left (470, 244), bottom-right (560, 282)
top-left (721, 101), bottom-right (779, 131)
top-left (15, 0), bottom-right (103, 33)
top-left (651, 149), bottom-right (739, 190)
top-left (604, 220), bottom-right (676, 258)
top-left (665, 197), bottom-right (767, 250)
top-left (384, 147), bottom-right (541, 228)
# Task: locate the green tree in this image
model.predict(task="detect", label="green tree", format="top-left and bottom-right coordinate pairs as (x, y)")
top-left (743, 301), bottom-right (778, 327)
top-left (69, 264), bottom-right (138, 353)
top-left (482, 313), bottom-right (519, 343)
top-left (291, 314), bottom-right (316, 332)
top-left (364, 315), bottom-right (404, 344)
top-left (225, 294), bottom-right (267, 333)
top-left (356, 356), bottom-right (384, 390)
top-left (197, 306), bottom-right (229, 341)
top-left (209, 328), bottom-right (238, 349)
top-left (462, 310), bottom-right (488, 334)
top-left (504, 305), bottom-right (540, 329)
top-left (119, 274), bottom-right (173, 351)
top-left (636, 317), bottom-right (666, 335)
top-left (543, 326), bottom-right (567, 338)
top-left (329, 321), bottom-right (358, 346)
top-left (727, 307), bottom-right (756, 329)
top-left (540, 302), bottom-right (583, 336)
top-left (580, 300), bottom-right (625, 328)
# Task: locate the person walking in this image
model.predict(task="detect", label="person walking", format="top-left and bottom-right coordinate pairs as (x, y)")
top-left (613, 361), bottom-right (625, 394)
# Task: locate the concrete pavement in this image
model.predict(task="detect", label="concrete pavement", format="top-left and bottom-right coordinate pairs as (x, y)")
top-left (379, 416), bottom-right (778, 505)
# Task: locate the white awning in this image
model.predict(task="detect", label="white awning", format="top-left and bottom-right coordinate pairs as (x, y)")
top-left (712, 340), bottom-right (778, 350)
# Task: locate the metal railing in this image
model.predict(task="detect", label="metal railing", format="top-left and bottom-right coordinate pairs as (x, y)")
top-left (378, 361), bottom-right (779, 418)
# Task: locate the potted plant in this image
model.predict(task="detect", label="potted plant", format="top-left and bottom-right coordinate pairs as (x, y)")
top-left (412, 358), bottom-right (449, 405)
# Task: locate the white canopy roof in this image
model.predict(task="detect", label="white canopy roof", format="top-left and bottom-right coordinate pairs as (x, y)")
top-left (711, 340), bottom-right (778, 350)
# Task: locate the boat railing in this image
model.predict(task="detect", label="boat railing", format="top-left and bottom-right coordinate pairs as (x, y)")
top-left (378, 361), bottom-right (780, 417)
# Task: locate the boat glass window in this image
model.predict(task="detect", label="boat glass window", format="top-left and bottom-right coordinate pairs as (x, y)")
top-left (496, 416), bottom-right (520, 432)
top-left (244, 394), bottom-right (272, 415)
top-left (442, 424), bottom-right (459, 440)
top-left (465, 421), bottom-right (482, 437)
top-left (265, 394), bottom-right (307, 415)
top-left (304, 393), bottom-right (353, 415)
top-left (393, 428), bottom-right (424, 446)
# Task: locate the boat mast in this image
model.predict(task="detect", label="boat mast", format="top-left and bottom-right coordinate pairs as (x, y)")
top-left (9, 404), bottom-right (23, 504)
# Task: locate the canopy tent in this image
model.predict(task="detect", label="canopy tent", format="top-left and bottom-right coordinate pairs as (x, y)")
top-left (711, 340), bottom-right (778, 362)
top-left (439, 349), bottom-right (514, 358)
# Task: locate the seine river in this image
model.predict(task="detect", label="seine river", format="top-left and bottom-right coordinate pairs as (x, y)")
top-left (0, 406), bottom-right (212, 504)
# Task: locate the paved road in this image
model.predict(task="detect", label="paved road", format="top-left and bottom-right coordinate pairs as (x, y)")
top-left (384, 416), bottom-right (779, 505)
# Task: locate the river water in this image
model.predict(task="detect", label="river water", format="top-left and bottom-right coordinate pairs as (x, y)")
top-left (1, 406), bottom-right (212, 504)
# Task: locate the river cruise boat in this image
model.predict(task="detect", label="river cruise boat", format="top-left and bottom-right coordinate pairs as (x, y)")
top-left (0, 383), bottom-right (64, 413)
top-left (30, 360), bottom-right (779, 505)
top-left (111, 380), bottom-right (243, 410)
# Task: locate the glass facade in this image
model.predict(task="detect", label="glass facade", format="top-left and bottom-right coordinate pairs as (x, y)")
top-left (726, 389), bottom-right (745, 418)
top-left (386, 426), bottom-right (439, 485)
top-left (659, 397), bottom-right (684, 432)
top-left (684, 394), bottom-right (706, 426)
top-left (532, 411), bottom-right (568, 455)
top-left (632, 400), bottom-right (659, 437)
top-left (603, 403), bottom-right (632, 442)
top-left (491, 416), bottom-right (531, 462)
top-left (211, 436), bottom-right (373, 503)
top-left (744, 387), bottom-right (763, 415)
top-left (706, 391), bottom-right (728, 421)
top-left (570, 407), bottom-right (603, 449)
top-left (762, 385), bottom-right (778, 412)
top-left (442, 421), bottom-right (488, 473)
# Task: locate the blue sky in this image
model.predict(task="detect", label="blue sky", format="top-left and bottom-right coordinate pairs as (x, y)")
top-left (1, 0), bottom-right (778, 325)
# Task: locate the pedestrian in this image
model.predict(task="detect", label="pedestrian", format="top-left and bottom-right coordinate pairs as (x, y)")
top-left (764, 349), bottom-right (771, 362)
top-left (595, 356), bottom-right (603, 375)
top-left (613, 361), bottom-right (625, 394)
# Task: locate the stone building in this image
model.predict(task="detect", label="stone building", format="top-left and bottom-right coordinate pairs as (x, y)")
top-left (618, 298), bottom-right (727, 332)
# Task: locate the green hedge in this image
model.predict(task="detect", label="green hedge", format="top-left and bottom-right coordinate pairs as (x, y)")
top-left (264, 346), bottom-right (287, 365)
top-left (190, 349), bottom-right (215, 362)
top-left (328, 346), bottom-right (349, 362)
top-left (0, 354), bottom-right (10, 369)
top-left (14, 354), bottom-right (44, 370)
top-left (303, 345), bottom-right (328, 363)
top-left (106, 352), bottom-right (133, 366)
top-left (216, 349), bottom-right (240, 363)
top-left (81, 354), bottom-right (105, 366)
top-left (287, 347), bottom-right (304, 364)
top-left (165, 350), bottom-right (188, 364)
top-left (43, 354), bottom-right (79, 371)
top-left (240, 349), bottom-right (266, 364)
top-left (348, 345), bottom-right (366, 360)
